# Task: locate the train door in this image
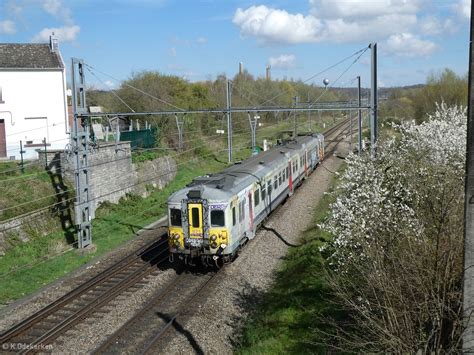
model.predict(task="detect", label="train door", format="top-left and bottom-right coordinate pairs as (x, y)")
top-left (304, 151), bottom-right (308, 177)
top-left (188, 203), bottom-right (203, 238)
top-left (248, 191), bottom-right (254, 238)
top-left (288, 161), bottom-right (293, 195)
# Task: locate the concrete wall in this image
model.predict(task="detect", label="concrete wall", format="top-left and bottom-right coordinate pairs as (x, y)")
top-left (0, 70), bottom-right (69, 160)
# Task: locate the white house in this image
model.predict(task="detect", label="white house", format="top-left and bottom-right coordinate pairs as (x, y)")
top-left (0, 35), bottom-right (69, 160)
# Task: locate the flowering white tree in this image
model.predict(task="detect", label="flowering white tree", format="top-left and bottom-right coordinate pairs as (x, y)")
top-left (322, 104), bottom-right (466, 352)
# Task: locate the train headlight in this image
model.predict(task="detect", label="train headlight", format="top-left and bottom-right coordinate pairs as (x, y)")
top-left (211, 242), bottom-right (218, 249)
top-left (173, 234), bottom-right (180, 240)
top-left (210, 235), bottom-right (217, 241)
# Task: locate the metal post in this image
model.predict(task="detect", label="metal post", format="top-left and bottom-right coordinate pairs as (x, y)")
top-left (115, 123), bottom-right (120, 152)
top-left (175, 114), bottom-right (184, 150)
top-left (293, 96), bottom-right (298, 138)
top-left (226, 80), bottom-right (233, 163)
top-left (71, 58), bottom-right (92, 249)
top-left (307, 92), bottom-right (311, 132)
top-left (43, 137), bottom-right (48, 168)
top-left (357, 75), bottom-right (362, 155)
top-left (463, 1), bottom-right (474, 350)
top-left (19, 140), bottom-right (24, 174)
top-left (349, 111), bottom-right (353, 153)
top-left (370, 42), bottom-right (378, 158)
top-left (248, 113), bottom-right (259, 153)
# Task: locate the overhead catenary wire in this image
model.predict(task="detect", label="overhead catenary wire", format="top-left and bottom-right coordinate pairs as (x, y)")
top-left (0, 116), bottom-right (296, 184)
top-left (0, 115), bottom-right (347, 232)
top-left (0, 143), bottom-right (251, 231)
top-left (84, 63), bottom-right (186, 112)
top-left (86, 67), bottom-right (136, 113)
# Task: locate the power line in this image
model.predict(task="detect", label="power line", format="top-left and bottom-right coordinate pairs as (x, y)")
top-left (84, 64), bottom-right (186, 112)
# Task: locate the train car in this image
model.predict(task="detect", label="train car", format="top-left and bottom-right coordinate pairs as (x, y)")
top-left (167, 133), bottom-right (324, 266)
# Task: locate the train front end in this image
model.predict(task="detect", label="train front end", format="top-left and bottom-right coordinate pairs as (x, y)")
top-left (167, 187), bottom-right (231, 266)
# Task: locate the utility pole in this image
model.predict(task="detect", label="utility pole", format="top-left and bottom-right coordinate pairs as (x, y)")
top-left (463, 0), bottom-right (474, 350)
top-left (71, 58), bottom-right (92, 249)
top-left (226, 80), bottom-right (233, 163)
top-left (357, 75), bottom-right (362, 154)
top-left (370, 42), bottom-right (378, 158)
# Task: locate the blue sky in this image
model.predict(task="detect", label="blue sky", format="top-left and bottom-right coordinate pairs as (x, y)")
top-left (0, 0), bottom-right (471, 88)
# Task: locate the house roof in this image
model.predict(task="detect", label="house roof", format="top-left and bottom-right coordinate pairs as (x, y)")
top-left (0, 43), bottom-right (64, 69)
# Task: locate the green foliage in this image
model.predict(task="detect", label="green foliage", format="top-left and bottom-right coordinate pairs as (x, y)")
top-left (380, 68), bottom-right (467, 123)
top-left (237, 173), bottom-right (344, 354)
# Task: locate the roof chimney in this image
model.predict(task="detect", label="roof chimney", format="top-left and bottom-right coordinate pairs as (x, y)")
top-left (49, 33), bottom-right (59, 53)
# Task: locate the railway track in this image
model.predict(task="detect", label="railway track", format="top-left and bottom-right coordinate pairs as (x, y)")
top-left (93, 119), bottom-right (353, 354)
top-left (93, 267), bottom-right (219, 354)
top-left (0, 233), bottom-right (169, 354)
top-left (0, 119), bottom-right (351, 354)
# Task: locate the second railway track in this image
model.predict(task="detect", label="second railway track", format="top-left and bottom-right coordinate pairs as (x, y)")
top-left (0, 233), bottom-right (169, 354)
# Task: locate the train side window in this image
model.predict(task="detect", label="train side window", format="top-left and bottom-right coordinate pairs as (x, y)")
top-left (267, 181), bottom-right (272, 195)
top-left (274, 176), bottom-right (278, 189)
top-left (232, 207), bottom-right (236, 226)
top-left (191, 207), bottom-right (200, 228)
top-left (255, 189), bottom-right (260, 206)
top-left (261, 185), bottom-right (266, 200)
top-left (242, 200), bottom-right (246, 220)
top-left (211, 210), bottom-right (225, 227)
top-left (286, 167), bottom-right (289, 179)
top-left (170, 208), bottom-right (182, 226)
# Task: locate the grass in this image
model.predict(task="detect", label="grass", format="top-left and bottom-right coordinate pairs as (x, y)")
top-left (0, 157), bottom-right (225, 305)
top-left (236, 167), bottom-right (344, 354)
top-left (0, 162), bottom-right (56, 221)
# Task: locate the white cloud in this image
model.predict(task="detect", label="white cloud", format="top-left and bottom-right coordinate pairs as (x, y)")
top-left (269, 54), bottom-right (296, 69)
top-left (385, 33), bottom-right (437, 57)
top-left (32, 25), bottom-right (80, 42)
top-left (41, 0), bottom-right (73, 24)
top-left (233, 5), bottom-right (322, 44)
top-left (104, 80), bottom-right (116, 88)
top-left (453, 0), bottom-right (471, 19)
top-left (0, 20), bottom-right (16, 34)
top-left (169, 47), bottom-right (177, 57)
top-left (232, 1), bottom-right (449, 58)
top-left (232, 3), bottom-right (420, 45)
top-left (309, 0), bottom-right (422, 19)
top-left (197, 36), bottom-right (207, 44)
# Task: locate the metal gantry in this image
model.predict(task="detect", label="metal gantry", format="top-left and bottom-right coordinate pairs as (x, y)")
top-left (71, 58), bottom-right (93, 248)
top-left (248, 113), bottom-right (259, 152)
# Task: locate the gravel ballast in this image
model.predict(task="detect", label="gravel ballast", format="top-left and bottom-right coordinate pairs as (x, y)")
top-left (160, 141), bottom-right (349, 354)
top-left (0, 134), bottom-right (349, 354)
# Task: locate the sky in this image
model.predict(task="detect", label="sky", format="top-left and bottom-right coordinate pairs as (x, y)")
top-left (0, 0), bottom-right (471, 89)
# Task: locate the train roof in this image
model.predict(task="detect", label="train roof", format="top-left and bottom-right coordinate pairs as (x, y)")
top-left (168, 134), bottom-right (323, 204)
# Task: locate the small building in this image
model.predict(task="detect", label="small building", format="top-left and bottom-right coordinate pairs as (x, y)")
top-left (0, 35), bottom-right (69, 160)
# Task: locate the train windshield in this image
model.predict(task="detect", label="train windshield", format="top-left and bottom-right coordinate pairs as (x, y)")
top-left (211, 210), bottom-right (225, 227)
top-left (170, 208), bottom-right (182, 226)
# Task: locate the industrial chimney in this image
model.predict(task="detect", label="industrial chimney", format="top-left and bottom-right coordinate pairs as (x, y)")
top-left (265, 65), bottom-right (271, 81)
top-left (239, 62), bottom-right (244, 75)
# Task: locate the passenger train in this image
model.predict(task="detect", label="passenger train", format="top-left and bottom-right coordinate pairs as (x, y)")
top-left (167, 133), bottom-right (325, 266)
